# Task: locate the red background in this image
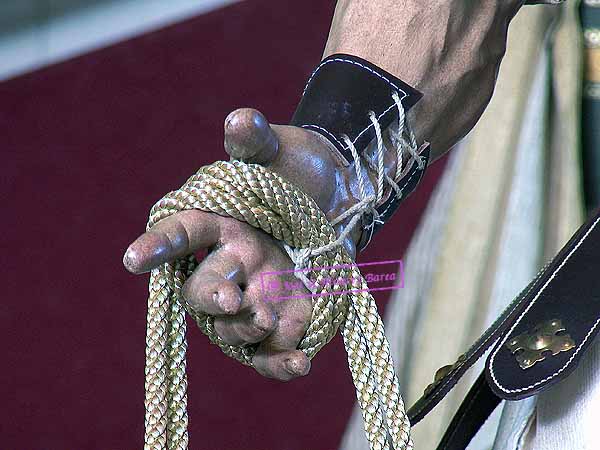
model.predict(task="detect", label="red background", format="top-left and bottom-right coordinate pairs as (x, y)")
top-left (0, 1), bottom-right (444, 448)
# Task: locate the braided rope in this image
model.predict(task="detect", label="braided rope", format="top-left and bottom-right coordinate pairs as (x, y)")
top-left (142, 160), bottom-right (413, 450)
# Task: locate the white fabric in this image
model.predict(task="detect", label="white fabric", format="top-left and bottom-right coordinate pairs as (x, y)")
top-left (338, 3), bottom-right (586, 450)
top-left (470, 27), bottom-right (550, 450)
top-left (522, 337), bottom-right (600, 450)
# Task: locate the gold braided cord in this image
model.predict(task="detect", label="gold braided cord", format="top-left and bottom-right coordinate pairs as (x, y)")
top-left (143, 160), bottom-right (412, 450)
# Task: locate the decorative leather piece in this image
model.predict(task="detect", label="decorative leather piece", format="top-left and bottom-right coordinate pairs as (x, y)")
top-left (485, 209), bottom-right (600, 400)
top-left (357, 143), bottom-right (431, 251)
top-left (406, 269), bottom-right (545, 424)
top-left (504, 318), bottom-right (576, 369)
top-left (408, 208), bottom-right (600, 422)
top-left (290, 53), bottom-right (423, 163)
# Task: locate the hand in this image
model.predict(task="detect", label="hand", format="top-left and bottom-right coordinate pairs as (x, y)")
top-left (123, 108), bottom-right (378, 380)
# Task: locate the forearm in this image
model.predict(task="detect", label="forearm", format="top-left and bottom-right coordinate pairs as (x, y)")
top-left (323, 0), bottom-right (523, 160)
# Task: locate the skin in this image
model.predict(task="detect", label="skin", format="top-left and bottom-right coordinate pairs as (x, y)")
top-left (324, 0), bottom-right (527, 158)
top-left (124, 0), bottom-right (531, 381)
top-left (124, 111), bottom-right (364, 381)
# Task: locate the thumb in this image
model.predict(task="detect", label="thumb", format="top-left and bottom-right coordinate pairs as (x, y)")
top-left (224, 108), bottom-right (279, 164)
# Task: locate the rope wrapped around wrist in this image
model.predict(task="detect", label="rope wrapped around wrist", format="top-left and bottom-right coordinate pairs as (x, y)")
top-left (290, 53), bottom-right (430, 251)
top-left (143, 160), bottom-right (412, 450)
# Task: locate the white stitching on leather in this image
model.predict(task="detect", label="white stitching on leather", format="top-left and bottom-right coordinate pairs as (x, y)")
top-left (409, 259), bottom-right (549, 418)
top-left (301, 58), bottom-right (410, 151)
top-left (300, 103), bottom-right (405, 153)
top-left (356, 132), bottom-right (425, 250)
top-left (378, 160), bottom-right (419, 217)
top-left (300, 124), bottom-right (347, 151)
top-left (352, 102), bottom-right (402, 146)
top-left (489, 215), bottom-right (600, 394)
top-left (302, 100), bottom-right (421, 222)
top-left (302, 57), bottom-right (408, 98)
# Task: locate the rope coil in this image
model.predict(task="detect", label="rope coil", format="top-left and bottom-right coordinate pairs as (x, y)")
top-left (143, 96), bottom-right (420, 450)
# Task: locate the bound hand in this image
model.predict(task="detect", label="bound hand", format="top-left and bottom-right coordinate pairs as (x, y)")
top-left (123, 108), bottom-right (371, 380)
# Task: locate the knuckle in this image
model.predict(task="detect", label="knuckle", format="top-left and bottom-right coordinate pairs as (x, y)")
top-left (251, 306), bottom-right (277, 333)
top-left (213, 320), bottom-right (241, 345)
top-left (181, 281), bottom-right (198, 308)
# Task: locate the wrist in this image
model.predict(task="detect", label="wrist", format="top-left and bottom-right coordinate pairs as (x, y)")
top-left (290, 54), bottom-right (430, 252)
top-left (322, 0), bottom-right (533, 159)
top-left (290, 54), bottom-right (423, 162)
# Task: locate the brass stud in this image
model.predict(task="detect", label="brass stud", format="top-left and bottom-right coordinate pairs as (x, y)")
top-left (423, 353), bottom-right (467, 396)
top-left (505, 319), bottom-right (576, 369)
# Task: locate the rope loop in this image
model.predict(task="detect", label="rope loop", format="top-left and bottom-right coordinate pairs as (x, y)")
top-left (143, 93), bottom-right (420, 450)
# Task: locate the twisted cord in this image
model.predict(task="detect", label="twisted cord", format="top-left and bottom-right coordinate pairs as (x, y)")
top-left (337, 93), bottom-right (422, 244)
top-left (287, 92), bottom-right (422, 276)
top-left (368, 111), bottom-right (386, 205)
top-left (391, 92), bottom-right (423, 171)
top-left (143, 92), bottom-right (420, 450)
top-left (143, 161), bottom-right (412, 450)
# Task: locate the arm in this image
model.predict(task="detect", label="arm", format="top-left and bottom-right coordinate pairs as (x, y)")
top-left (324, 0), bottom-right (522, 159)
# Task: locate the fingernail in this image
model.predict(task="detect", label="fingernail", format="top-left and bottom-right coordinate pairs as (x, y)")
top-left (224, 108), bottom-right (278, 163)
top-left (215, 291), bottom-right (238, 315)
top-left (283, 358), bottom-right (302, 376)
top-left (122, 247), bottom-right (139, 273)
top-left (123, 233), bottom-right (170, 274)
top-left (252, 309), bottom-right (276, 333)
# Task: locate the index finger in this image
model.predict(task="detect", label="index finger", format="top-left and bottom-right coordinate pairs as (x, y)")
top-left (123, 210), bottom-right (220, 274)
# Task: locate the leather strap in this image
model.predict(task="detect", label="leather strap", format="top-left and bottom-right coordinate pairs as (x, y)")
top-left (408, 208), bottom-right (600, 423)
top-left (407, 268), bottom-right (545, 424)
top-left (435, 371), bottom-right (501, 450)
top-left (486, 209), bottom-right (600, 400)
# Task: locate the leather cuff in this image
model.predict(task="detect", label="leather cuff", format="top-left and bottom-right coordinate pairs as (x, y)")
top-left (358, 143), bottom-right (430, 251)
top-left (290, 53), bottom-right (429, 251)
top-left (291, 53), bottom-right (422, 162)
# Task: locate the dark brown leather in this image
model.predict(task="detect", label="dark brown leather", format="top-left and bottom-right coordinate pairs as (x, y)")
top-left (435, 371), bottom-right (501, 450)
top-left (407, 267), bottom-right (547, 423)
top-left (290, 53), bottom-right (428, 251)
top-left (290, 53), bottom-right (422, 162)
top-left (485, 209), bottom-right (600, 400)
top-left (357, 143), bottom-right (431, 250)
top-left (408, 208), bottom-right (600, 422)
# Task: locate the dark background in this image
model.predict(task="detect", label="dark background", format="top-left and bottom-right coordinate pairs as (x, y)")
top-left (0, 1), bottom-right (444, 448)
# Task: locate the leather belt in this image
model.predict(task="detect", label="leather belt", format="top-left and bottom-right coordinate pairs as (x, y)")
top-left (407, 207), bottom-right (600, 449)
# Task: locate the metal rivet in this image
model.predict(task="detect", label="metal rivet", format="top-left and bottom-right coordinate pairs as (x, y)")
top-left (506, 319), bottom-right (576, 369)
